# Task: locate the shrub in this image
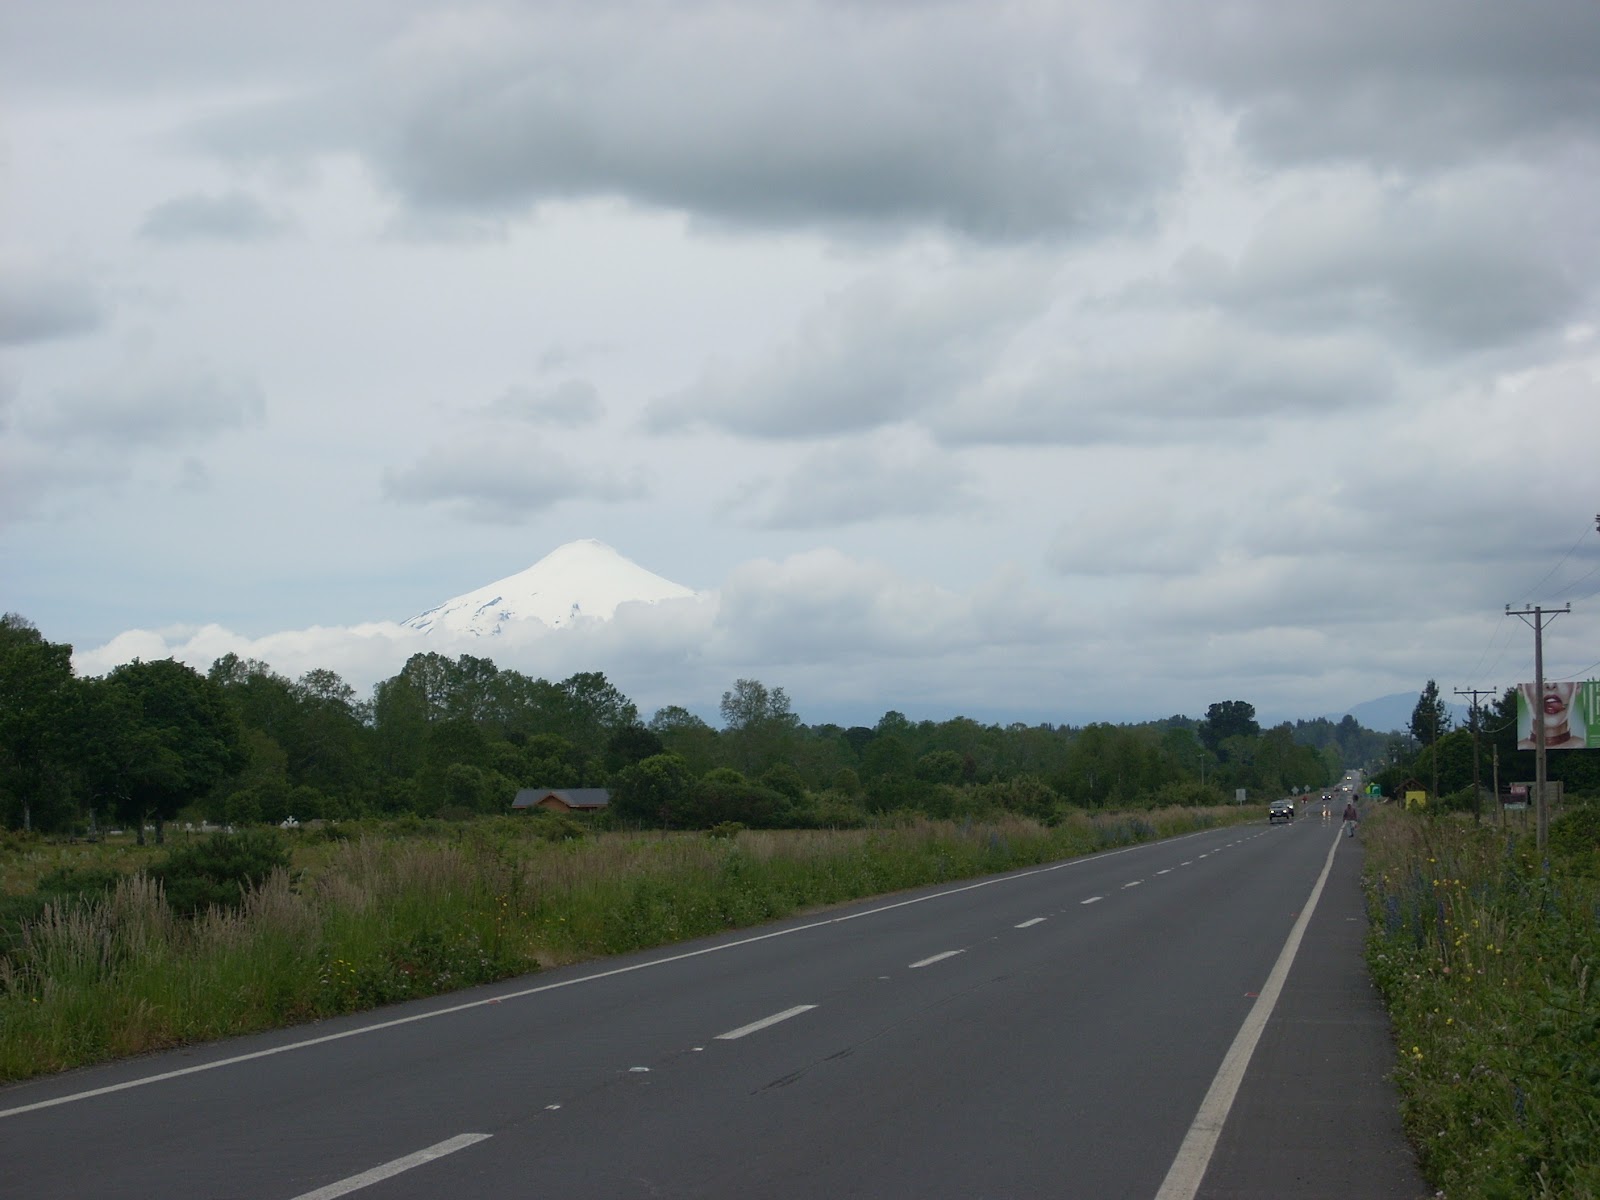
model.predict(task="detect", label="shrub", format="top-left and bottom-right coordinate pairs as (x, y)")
top-left (973, 775), bottom-right (1060, 821)
top-left (1549, 802), bottom-right (1600, 875)
top-left (685, 779), bottom-right (793, 829)
top-left (758, 764), bottom-right (806, 801)
top-left (792, 792), bottom-right (869, 829)
top-left (148, 828), bottom-right (293, 916)
top-left (1146, 780), bottom-right (1229, 809)
top-left (34, 865), bottom-right (125, 900)
top-left (528, 813), bottom-right (587, 843)
top-left (831, 767), bottom-right (862, 797)
top-left (1550, 801), bottom-right (1600, 854)
top-left (915, 750), bottom-right (964, 785)
top-left (302, 822), bottom-right (351, 845)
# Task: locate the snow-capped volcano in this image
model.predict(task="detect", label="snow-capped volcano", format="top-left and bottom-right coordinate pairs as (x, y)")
top-left (403, 539), bottom-right (697, 636)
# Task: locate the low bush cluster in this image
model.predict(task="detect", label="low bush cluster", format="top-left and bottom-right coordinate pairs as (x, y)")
top-left (149, 828), bottom-right (293, 916)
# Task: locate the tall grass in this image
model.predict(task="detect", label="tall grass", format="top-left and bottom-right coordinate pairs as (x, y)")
top-left (1363, 806), bottom-right (1600, 1198)
top-left (0, 806), bottom-right (1243, 1082)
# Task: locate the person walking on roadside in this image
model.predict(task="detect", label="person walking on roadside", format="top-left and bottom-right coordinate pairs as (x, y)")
top-left (1342, 798), bottom-right (1359, 838)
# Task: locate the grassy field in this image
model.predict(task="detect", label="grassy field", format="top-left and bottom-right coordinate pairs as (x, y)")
top-left (0, 805), bottom-right (1252, 1082)
top-left (1362, 804), bottom-right (1600, 1199)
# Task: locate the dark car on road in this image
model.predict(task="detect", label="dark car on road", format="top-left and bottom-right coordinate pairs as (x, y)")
top-left (1268, 799), bottom-right (1295, 824)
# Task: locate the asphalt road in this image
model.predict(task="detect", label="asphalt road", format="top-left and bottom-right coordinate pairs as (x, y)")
top-left (0, 816), bottom-right (1429, 1199)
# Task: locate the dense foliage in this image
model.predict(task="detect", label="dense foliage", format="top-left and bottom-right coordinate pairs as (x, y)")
top-left (2, 613), bottom-right (1374, 836)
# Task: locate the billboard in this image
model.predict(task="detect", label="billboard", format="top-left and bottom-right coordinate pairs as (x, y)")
top-left (1516, 680), bottom-right (1600, 750)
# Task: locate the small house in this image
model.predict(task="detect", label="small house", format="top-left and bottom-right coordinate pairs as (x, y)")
top-left (512, 788), bottom-right (611, 814)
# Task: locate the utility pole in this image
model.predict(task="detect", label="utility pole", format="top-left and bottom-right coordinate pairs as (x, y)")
top-left (1431, 705), bottom-right (1440, 808)
top-left (1506, 604), bottom-right (1570, 853)
top-left (1492, 743), bottom-right (1500, 829)
top-left (1454, 686), bottom-right (1496, 824)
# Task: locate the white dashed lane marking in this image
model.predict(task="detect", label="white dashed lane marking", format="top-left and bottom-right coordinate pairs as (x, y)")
top-left (715, 1005), bottom-right (818, 1041)
top-left (290, 1134), bottom-right (491, 1200)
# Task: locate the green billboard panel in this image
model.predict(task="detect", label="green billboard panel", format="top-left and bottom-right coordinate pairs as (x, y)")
top-left (1516, 680), bottom-right (1600, 750)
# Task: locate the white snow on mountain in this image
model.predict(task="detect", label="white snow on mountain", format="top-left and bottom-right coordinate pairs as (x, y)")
top-left (402, 539), bottom-right (699, 636)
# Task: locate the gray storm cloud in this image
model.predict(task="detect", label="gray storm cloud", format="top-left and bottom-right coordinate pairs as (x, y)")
top-left (198, 5), bottom-right (1182, 240)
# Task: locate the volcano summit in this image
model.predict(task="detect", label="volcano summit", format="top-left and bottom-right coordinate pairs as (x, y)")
top-left (402, 540), bottom-right (697, 637)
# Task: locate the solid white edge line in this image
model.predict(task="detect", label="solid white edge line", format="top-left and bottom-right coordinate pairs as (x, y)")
top-left (1152, 830), bottom-right (1345, 1200)
top-left (714, 1004), bottom-right (817, 1041)
top-left (290, 1133), bottom-right (490, 1200)
top-left (0, 827), bottom-right (1228, 1120)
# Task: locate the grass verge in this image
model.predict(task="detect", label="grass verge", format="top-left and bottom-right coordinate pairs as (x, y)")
top-left (0, 806), bottom-right (1247, 1084)
top-left (1363, 805), bottom-right (1600, 1199)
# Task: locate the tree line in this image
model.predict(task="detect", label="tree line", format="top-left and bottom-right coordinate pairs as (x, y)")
top-left (2, 613), bottom-right (1377, 837)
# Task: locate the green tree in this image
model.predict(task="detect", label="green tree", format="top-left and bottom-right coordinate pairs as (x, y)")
top-left (371, 672), bottom-right (430, 780)
top-left (397, 651), bottom-right (457, 722)
top-left (92, 658), bottom-right (245, 844)
top-left (290, 668), bottom-right (368, 796)
top-left (1200, 701), bottom-right (1259, 756)
top-left (610, 753), bottom-right (691, 826)
top-left (648, 705), bottom-right (720, 776)
top-left (916, 750), bottom-right (964, 785)
top-left (444, 654), bottom-right (500, 724)
top-left (0, 615), bottom-right (80, 832)
top-left (1409, 680), bottom-right (1452, 748)
top-left (558, 671), bottom-right (639, 752)
top-left (605, 723), bottom-right (666, 774)
top-left (719, 679), bottom-right (800, 775)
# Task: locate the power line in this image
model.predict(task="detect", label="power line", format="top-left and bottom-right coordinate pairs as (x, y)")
top-left (1468, 616), bottom-right (1518, 687)
top-left (1548, 516), bottom-right (1600, 677)
top-left (1563, 560), bottom-right (1600, 591)
top-left (1520, 520), bottom-right (1600, 601)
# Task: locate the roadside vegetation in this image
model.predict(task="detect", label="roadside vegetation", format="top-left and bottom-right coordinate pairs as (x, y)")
top-left (1364, 802), bottom-right (1600, 1199)
top-left (0, 806), bottom-right (1249, 1082)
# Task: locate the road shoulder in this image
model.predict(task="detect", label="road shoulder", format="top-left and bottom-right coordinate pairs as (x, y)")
top-left (1198, 829), bottom-right (1432, 1199)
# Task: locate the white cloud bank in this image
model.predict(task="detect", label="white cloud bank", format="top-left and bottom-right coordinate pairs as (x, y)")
top-left (69, 535), bottom-right (1600, 730)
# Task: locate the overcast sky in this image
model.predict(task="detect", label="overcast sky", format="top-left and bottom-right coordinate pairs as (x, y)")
top-left (4, 0), bottom-right (1598, 729)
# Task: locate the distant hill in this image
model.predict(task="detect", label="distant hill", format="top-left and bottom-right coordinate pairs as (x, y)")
top-left (1325, 692), bottom-right (1472, 735)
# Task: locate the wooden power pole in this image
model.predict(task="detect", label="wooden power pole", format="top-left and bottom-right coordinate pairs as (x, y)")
top-left (1455, 686), bottom-right (1496, 824)
top-left (1506, 604), bottom-right (1570, 853)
